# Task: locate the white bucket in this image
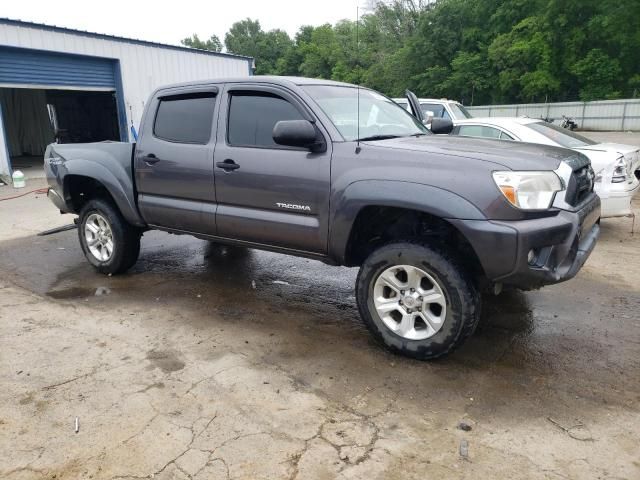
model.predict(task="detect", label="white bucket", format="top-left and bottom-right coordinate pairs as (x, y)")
top-left (12, 170), bottom-right (26, 189)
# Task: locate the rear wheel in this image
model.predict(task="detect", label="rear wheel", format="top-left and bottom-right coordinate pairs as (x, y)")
top-left (356, 242), bottom-right (480, 360)
top-left (78, 199), bottom-right (141, 275)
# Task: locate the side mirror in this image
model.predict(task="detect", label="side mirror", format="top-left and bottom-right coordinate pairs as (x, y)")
top-left (273, 120), bottom-right (323, 151)
top-left (430, 118), bottom-right (454, 135)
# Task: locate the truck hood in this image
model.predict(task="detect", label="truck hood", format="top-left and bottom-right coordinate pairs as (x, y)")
top-left (365, 135), bottom-right (581, 171)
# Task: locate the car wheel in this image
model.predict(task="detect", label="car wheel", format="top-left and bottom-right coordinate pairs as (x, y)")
top-left (356, 242), bottom-right (480, 360)
top-left (78, 198), bottom-right (141, 275)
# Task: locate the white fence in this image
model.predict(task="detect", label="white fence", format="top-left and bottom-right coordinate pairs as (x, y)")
top-left (467, 99), bottom-right (640, 131)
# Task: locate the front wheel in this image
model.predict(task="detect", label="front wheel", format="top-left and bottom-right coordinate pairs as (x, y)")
top-left (78, 198), bottom-right (141, 275)
top-left (356, 242), bottom-right (480, 360)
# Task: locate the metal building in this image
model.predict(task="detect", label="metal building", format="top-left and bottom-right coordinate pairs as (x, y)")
top-left (0, 18), bottom-right (253, 183)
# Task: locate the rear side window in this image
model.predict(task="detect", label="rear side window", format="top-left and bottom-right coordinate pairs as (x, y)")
top-left (500, 131), bottom-right (514, 140)
top-left (154, 93), bottom-right (216, 144)
top-left (227, 92), bottom-right (304, 147)
top-left (458, 125), bottom-right (501, 139)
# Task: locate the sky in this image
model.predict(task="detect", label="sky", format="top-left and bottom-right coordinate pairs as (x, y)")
top-left (2, 0), bottom-right (366, 48)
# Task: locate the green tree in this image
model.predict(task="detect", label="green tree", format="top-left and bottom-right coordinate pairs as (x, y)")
top-left (184, 0), bottom-right (640, 103)
top-left (224, 19), bottom-right (294, 75)
top-left (181, 34), bottom-right (223, 52)
top-left (572, 49), bottom-right (622, 101)
top-left (298, 24), bottom-right (339, 79)
top-left (488, 16), bottom-right (559, 102)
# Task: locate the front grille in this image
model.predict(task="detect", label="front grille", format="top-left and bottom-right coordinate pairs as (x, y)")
top-left (566, 164), bottom-right (595, 206)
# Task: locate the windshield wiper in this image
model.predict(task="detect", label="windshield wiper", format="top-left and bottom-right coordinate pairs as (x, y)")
top-left (356, 134), bottom-right (403, 142)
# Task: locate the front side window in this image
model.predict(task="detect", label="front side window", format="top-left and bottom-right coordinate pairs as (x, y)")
top-left (528, 121), bottom-right (596, 148)
top-left (421, 103), bottom-right (446, 118)
top-left (154, 93), bottom-right (216, 144)
top-left (227, 92), bottom-right (304, 148)
top-left (303, 85), bottom-right (428, 141)
top-left (458, 125), bottom-right (501, 139)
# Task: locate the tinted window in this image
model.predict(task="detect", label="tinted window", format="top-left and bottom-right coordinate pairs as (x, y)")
top-left (154, 93), bottom-right (216, 144)
top-left (458, 125), bottom-right (501, 139)
top-left (228, 92), bottom-right (304, 147)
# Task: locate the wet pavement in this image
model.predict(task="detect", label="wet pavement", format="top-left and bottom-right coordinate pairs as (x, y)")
top-left (1, 198), bottom-right (639, 479)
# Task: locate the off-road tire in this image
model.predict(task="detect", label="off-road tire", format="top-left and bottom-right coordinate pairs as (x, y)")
top-left (356, 242), bottom-right (480, 360)
top-left (78, 198), bottom-right (141, 275)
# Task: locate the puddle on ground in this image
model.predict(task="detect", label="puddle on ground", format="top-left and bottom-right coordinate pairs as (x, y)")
top-left (146, 350), bottom-right (186, 373)
top-left (46, 286), bottom-right (95, 299)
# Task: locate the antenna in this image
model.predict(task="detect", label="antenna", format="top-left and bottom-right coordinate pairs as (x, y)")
top-left (356, 5), bottom-right (361, 153)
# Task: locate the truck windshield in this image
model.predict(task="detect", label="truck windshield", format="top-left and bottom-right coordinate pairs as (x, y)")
top-left (303, 85), bottom-right (429, 141)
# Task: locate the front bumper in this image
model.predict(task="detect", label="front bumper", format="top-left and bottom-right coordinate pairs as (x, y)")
top-left (450, 194), bottom-right (601, 290)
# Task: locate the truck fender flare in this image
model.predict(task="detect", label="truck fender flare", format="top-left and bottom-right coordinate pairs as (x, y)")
top-left (63, 158), bottom-right (145, 227)
top-left (328, 180), bottom-right (486, 263)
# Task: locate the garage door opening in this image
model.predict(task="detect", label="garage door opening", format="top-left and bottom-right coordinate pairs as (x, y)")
top-left (0, 87), bottom-right (120, 182)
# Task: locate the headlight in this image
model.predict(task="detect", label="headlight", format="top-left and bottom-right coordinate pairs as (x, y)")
top-left (611, 156), bottom-right (631, 183)
top-left (493, 171), bottom-right (563, 210)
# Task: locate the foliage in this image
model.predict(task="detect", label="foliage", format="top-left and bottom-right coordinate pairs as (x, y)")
top-left (182, 0), bottom-right (640, 103)
top-left (181, 34), bottom-right (222, 52)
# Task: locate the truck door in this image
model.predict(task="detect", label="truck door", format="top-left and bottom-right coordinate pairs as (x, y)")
top-left (213, 84), bottom-right (331, 254)
top-left (134, 86), bottom-right (219, 235)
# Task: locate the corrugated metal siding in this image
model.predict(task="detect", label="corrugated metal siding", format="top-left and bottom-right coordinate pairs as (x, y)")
top-left (467, 99), bottom-right (640, 131)
top-left (0, 22), bottom-right (251, 134)
top-left (0, 46), bottom-right (116, 88)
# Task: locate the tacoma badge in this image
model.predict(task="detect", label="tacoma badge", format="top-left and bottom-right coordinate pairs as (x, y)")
top-left (276, 202), bottom-right (311, 211)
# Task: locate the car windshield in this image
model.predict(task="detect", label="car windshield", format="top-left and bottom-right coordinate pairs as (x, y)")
top-left (303, 85), bottom-right (429, 141)
top-left (528, 122), bottom-right (597, 148)
top-left (450, 103), bottom-right (472, 119)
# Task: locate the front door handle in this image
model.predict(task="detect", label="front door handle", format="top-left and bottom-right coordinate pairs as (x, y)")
top-left (143, 153), bottom-right (160, 165)
top-left (216, 159), bottom-right (240, 171)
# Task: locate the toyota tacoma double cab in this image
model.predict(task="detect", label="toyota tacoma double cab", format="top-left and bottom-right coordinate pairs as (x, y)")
top-left (44, 76), bottom-right (601, 360)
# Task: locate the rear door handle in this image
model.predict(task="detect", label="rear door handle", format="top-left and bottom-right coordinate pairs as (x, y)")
top-left (216, 159), bottom-right (240, 171)
top-left (143, 153), bottom-right (159, 165)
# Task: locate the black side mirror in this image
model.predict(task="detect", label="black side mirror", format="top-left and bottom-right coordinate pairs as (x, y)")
top-left (431, 118), bottom-right (454, 135)
top-left (273, 120), bottom-right (324, 151)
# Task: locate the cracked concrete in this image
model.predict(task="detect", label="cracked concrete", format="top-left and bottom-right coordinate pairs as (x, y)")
top-left (0, 173), bottom-right (639, 479)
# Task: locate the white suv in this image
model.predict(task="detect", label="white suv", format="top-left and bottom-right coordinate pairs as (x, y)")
top-left (393, 97), bottom-right (473, 121)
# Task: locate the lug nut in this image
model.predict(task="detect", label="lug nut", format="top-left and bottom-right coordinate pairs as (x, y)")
top-left (399, 300), bottom-right (403, 305)
top-left (400, 290), bottom-right (405, 295)
top-left (410, 288), bottom-right (415, 292)
top-left (407, 308), bottom-right (412, 313)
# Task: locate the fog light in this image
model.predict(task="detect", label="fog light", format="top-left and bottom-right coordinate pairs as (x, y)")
top-left (527, 249), bottom-right (537, 265)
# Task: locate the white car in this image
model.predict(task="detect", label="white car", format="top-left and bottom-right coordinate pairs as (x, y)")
top-left (451, 117), bottom-right (640, 218)
top-left (393, 97), bottom-right (473, 121)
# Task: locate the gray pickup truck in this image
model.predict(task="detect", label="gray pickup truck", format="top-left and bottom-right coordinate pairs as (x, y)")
top-left (44, 76), bottom-right (600, 359)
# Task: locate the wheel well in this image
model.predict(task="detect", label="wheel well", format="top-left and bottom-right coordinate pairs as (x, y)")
top-left (64, 175), bottom-right (114, 213)
top-left (344, 206), bottom-right (485, 276)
